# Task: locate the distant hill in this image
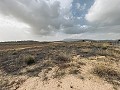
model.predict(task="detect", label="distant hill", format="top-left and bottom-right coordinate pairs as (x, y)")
top-left (63, 39), bottom-right (82, 42)
top-left (63, 38), bottom-right (120, 42)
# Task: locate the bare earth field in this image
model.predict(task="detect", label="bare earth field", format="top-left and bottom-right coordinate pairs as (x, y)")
top-left (0, 41), bottom-right (120, 90)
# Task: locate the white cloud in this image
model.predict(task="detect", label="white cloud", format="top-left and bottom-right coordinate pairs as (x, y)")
top-left (0, 27), bottom-right (31, 41)
top-left (85, 0), bottom-right (120, 26)
top-left (0, 14), bottom-right (29, 28)
top-left (0, 14), bottom-right (31, 41)
top-left (0, 0), bottom-right (75, 35)
top-left (85, 0), bottom-right (120, 37)
top-left (55, 0), bottom-right (72, 9)
top-left (48, 0), bottom-right (72, 9)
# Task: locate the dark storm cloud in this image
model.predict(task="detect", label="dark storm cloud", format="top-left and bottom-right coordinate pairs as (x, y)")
top-left (0, 0), bottom-right (88, 35)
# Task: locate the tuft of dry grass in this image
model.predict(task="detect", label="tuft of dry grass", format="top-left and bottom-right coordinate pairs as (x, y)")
top-left (53, 69), bottom-right (66, 79)
top-left (69, 69), bottom-right (80, 75)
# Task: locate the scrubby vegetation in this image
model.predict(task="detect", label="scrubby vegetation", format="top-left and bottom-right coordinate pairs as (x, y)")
top-left (0, 41), bottom-right (120, 90)
top-left (92, 64), bottom-right (120, 89)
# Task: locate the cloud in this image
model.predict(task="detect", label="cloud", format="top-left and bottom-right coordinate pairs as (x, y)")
top-left (63, 25), bottom-right (88, 34)
top-left (84, 0), bottom-right (120, 36)
top-left (0, 0), bottom-right (84, 35)
top-left (79, 33), bottom-right (120, 40)
top-left (49, 0), bottom-right (72, 9)
top-left (87, 25), bottom-right (120, 33)
top-left (0, 0), bottom-right (120, 41)
top-left (85, 0), bottom-right (120, 26)
top-left (76, 3), bottom-right (86, 11)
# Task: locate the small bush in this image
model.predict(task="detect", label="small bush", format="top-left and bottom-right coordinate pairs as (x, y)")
top-left (93, 66), bottom-right (119, 78)
top-left (12, 51), bottom-right (18, 55)
top-left (102, 47), bottom-right (107, 50)
top-left (24, 55), bottom-right (35, 65)
top-left (92, 65), bottom-right (120, 86)
top-left (55, 54), bottom-right (71, 64)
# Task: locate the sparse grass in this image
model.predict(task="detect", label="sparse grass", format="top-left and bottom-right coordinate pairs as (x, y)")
top-left (42, 60), bottom-right (55, 68)
top-left (53, 69), bottom-right (66, 79)
top-left (0, 41), bottom-right (120, 89)
top-left (0, 79), bottom-right (9, 90)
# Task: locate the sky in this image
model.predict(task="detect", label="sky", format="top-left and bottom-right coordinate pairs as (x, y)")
top-left (0, 0), bottom-right (120, 41)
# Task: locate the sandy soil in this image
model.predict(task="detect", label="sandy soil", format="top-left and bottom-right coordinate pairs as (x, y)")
top-left (17, 75), bottom-right (114, 90)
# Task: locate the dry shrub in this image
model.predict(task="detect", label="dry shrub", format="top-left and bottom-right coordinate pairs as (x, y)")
top-left (92, 65), bottom-right (120, 86)
top-left (24, 55), bottom-right (35, 65)
top-left (55, 53), bottom-right (72, 64)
